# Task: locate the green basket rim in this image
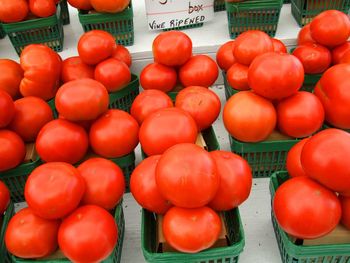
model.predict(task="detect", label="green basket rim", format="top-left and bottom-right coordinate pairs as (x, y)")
top-left (109, 74), bottom-right (139, 101)
top-left (0, 155), bottom-right (41, 178)
top-left (226, 0), bottom-right (283, 11)
top-left (78, 3), bottom-right (133, 23)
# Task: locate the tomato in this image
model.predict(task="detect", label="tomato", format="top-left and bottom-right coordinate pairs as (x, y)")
top-left (0, 181), bottom-right (10, 215)
top-left (5, 208), bottom-right (60, 259)
top-left (29, 0), bottom-right (56, 18)
top-left (271, 38), bottom-right (287, 53)
top-left (78, 30), bottom-right (116, 65)
top-left (233, 30), bottom-right (273, 66)
top-left (78, 158), bottom-right (125, 210)
top-left (153, 31), bottom-right (192, 67)
top-left (208, 151), bottom-right (252, 211)
top-left (67, 0), bottom-right (92, 10)
top-left (90, 0), bottom-right (129, 13)
top-left (140, 63), bottom-right (177, 92)
top-left (314, 64), bottom-right (350, 129)
top-left (286, 138), bottom-right (309, 178)
top-left (277, 92), bottom-right (324, 138)
top-left (112, 45), bottom-right (132, 67)
top-left (223, 91), bottom-right (276, 142)
top-left (9, 97), bottom-right (53, 142)
top-left (175, 86), bottom-right (220, 131)
top-left (340, 196), bottom-right (350, 230)
top-left (139, 108), bottom-right (198, 156)
top-left (216, 41), bottom-right (235, 71)
top-left (332, 42), bottom-right (350, 65)
top-left (273, 176), bottom-right (341, 239)
top-left (58, 205), bottom-right (118, 262)
top-left (61, 56), bottom-right (95, 83)
top-left (36, 119), bottom-right (89, 164)
top-left (0, 130), bottom-right (25, 172)
top-left (339, 50), bottom-right (350, 64)
top-left (90, 109), bottom-right (139, 158)
top-left (226, 63), bottom-right (249, 91)
top-left (0, 59), bottom-right (23, 99)
top-left (0, 0), bottom-right (28, 23)
top-left (248, 52), bottom-right (304, 100)
top-left (130, 89), bottom-right (173, 125)
top-left (20, 44), bottom-right (61, 101)
top-left (130, 155), bottom-right (171, 214)
top-left (297, 24), bottom-right (316, 46)
top-left (310, 10), bottom-right (350, 48)
top-left (0, 90), bottom-right (14, 128)
top-left (163, 206), bottom-right (221, 253)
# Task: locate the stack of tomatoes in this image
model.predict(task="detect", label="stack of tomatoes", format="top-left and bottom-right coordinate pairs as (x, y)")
top-left (67, 0), bottom-right (129, 13)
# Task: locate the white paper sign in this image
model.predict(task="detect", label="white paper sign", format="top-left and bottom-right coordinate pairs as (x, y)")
top-left (144, 0), bottom-right (214, 31)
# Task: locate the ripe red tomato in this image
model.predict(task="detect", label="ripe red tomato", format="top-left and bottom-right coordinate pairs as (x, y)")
top-left (58, 205), bottom-right (118, 262)
top-left (286, 138), bottom-right (309, 178)
top-left (175, 86), bottom-right (220, 131)
top-left (89, 109), bottom-right (139, 158)
top-left (340, 196), bottom-right (350, 229)
top-left (78, 30), bottom-right (116, 65)
top-left (140, 63), bottom-right (177, 92)
top-left (90, 0), bottom-right (129, 13)
top-left (153, 31), bottom-right (192, 67)
top-left (223, 91), bottom-right (276, 142)
top-left (273, 176), bottom-right (341, 239)
top-left (130, 155), bottom-right (172, 214)
top-left (179, 55), bottom-right (218, 87)
top-left (226, 63), bottom-right (249, 91)
top-left (112, 45), bottom-right (132, 67)
top-left (5, 208), bottom-right (60, 259)
top-left (0, 181), bottom-right (10, 215)
top-left (271, 38), bottom-right (287, 53)
top-left (36, 119), bottom-right (89, 164)
top-left (78, 158), bottom-right (125, 210)
top-left (310, 10), bottom-right (350, 48)
top-left (0, 130), bottom-right (25, 172)
top-left (0, 0), bottom-right (29, 23)
top-left (332, 42), bottom-right (350, 65)
top-left (67, 0), bottom-right (92, 10)
top-left (139, 108), bottom-right (197, 156)
top-left (61, 56), bottom-right (95, 83)
top-left (340, 50), bottom-right (350, 64)
top-left (163, 206), bottom-right (221, 253)
top-left (233, 30), bottom-right (273, 66)
top-left (0, 59), bottom-right (23, 99)
top-left (29, 0), bottom-right (56, 18)
top-left (297, 24), bottom-right (316, 46)
top-left (209, 151), bottom-right (252, 211)
top-left (130, 89), bottom-right (173, 125)
top-left (248, 52), bottom-right (304, 100)
top-left (0, 90), bottom-right (14, 128)
top-left (216, 41), bottom-right (235, 71)
top-left (58, 114), bottom-right (93, 132)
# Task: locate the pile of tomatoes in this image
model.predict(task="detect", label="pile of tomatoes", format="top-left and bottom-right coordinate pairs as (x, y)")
top-left (67, 0), bottom-right (129, 13)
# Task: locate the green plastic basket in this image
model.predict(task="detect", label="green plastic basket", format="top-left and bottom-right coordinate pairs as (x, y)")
top-left (284, 0), bottom-right (291, 3)
top-left (215, 0), bottom-right (226, 12)
top-left (0, 23), bottom-right (5, 39)
top-left (59, 0), bottom-right (70, 25)
top-left (167, 91), bottom-right (177, 102)
top-left (222, 71), bottom-right (241, 100)
top-left (0, 202), bottom-right (14, 263)
top-left (78, 3), bottom-right (134, 46)
top-left (291, 0), bottom-right (350, 27)
top-left (225, 0), bottom-right (283, 38)
top-left (2, 4), bottom-right (64, 56)
top-left (302, 73), bottom-right (321, 92)
top-left (110, 151), bottom-right (136, 192)
top-left (269, 171), bottom-right (350, 263)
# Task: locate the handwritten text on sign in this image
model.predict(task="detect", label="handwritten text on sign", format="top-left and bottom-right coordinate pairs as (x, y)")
top-left (145, 0), bottom-right (214, 30)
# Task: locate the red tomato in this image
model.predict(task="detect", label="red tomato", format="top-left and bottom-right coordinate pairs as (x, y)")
top-left (139, 108), bottom-right (198, 156)
top-left (112, 45), bottom-right (132, 67)
top-left (286, 138), bottom-right (309, 178)
top-left (89, 109), bottom-right (139, 158)
top-left (0, 181), bottom-right (10, 215)
top-left (175, 86), bottom-right (221, 131)
top-left (223, 91), bottom-right (276, 142)
top-left (340, 196), bottom-right (350, 230)
top-left (36, 119), bottom-right (89, 164)
top-left (233, 30), bottom-right (273, 66)
top-left (130, 89), bottom-right (173, 125)
top-left (163, 206), bottom-right (221, 253)
top-left (78, 158), bottom-right (125, 210)
top-left (226, 63), bottom-right (250, 91)
top-left (0, 90), bottom-right (14, 128)
top-left (78, 30), bottom-right (116, 65)
top-left (310, 10), bottom-right (350, 48)
top-left (153, 31), bottom-right (192, 67)
top-left (332, 42), bottom-right (350, 64)
top-left (273, 176), bottom-right (341, 239)
top-left (216, 41), bottom-right (235, 71)
top-left (58, 114), bottom-right (93, 132)
top-left (130, 155), bottom-right (172, 214)
top-left (248, 52), bottom-right (304, 100)
top-left (140, 63), bottom-right (177, 92)
top-left (67, 0), bottom-right (92, 10)
top-left (90, 0), bottom-right (129, 13)
top-left (339, 50), bottom-right (350, 64)
top-left (95, 58), bottom-right (131, 92)
top-left (5, 208), bottom-right (60, 259)
top-left (0, 59), bottom-right (23, 99)
top-left (0, 0), bottom-right (28, 23)
top-left (0, 130), bottom-right (25, 172)
top-left (61, 56), bottom-right (95, 83)
top-left (58, 205), bottom-right (118, 262)
top-left (209, 151), bottom-right (252, 211)
top-left (297, 24), bottom-right (316, 46)
top-left (29, 0), bottom-right (56, 18)
top-left (271, 38), bottom-right (287, 53)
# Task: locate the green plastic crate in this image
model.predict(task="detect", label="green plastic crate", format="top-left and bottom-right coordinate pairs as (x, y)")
top-left (222, 71), bottom-right (241, 100)
top-left (59, 0), bottom-right (70, 25)
top-left (111, 151), bottom-right (136, 192)
top-left (302, 73), bottom-right (321, 92)
top-left (0, 202), bottom-right (14, 263)
top-left (269, 171), bottom-right (350, 263)
top-left (215, 0), bottom-right (226, 12)
top-left (167, 91), bottom-right (178, 102)
top-left (0, 23), bottom-right (5, 39)
top-left (78, 3), bottom-right (134, 46)
top-left (2, 4), bottom-right (64, 56)
top-left (284, 0), bottom-right (291, 3)
top-left (225, 0), bottom-right (283, 38)
top-left (291, 0), bottom-right (350, 27)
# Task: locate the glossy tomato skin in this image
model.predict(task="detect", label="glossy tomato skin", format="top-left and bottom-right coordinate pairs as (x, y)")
top-left (5, 208), bottom-right (60, 259)
top-left (153, 31), bottom-right (192, 67)
top-left (223, 91), bottom-right (276, 142)
top-left (0, 181), bottom-right (10, 215)
top-left (139, 108), bottom-right (198, 156)
top-left (90, 109), bottom-right (139, 158)
top-left (339, 50), bottom-right (350, 64)
top-left (58, 205), bottom-right (118, 263)
top-left (297, 24), bottom-right (316, 46)
top-left (0, 90), bottom-right (14, 128)
top-left (271, 38), bottom-right (287, 53)
top-left (248, 52), bottom-right (304, 100)
top-left (90, 0), bottom-right (129, 13)
top-left (36, 119), bottom-right (89, 164)
top-left (0, 59), bottom-right (23, 99)
top-left (273, 176), bottom-right (341, 239)
top-left (130, 155), bottom-right (172, 214)
top-left (61, 56), bottom-right (95, 83)
top-left (29, 0), bottom-right (56, 18)
top-left (163, 206), bottom-right (221, 253)
top-left (78, 158), bottom-right (125, 210)
top-left (112, 45), bottom-right (132, 67)
top-left (0, 130), bottom-right (25, 172)
top-left (332, 42), bottom-right (350, 65)
top-left (286, 138), bottom-right (309, 178)
top-left (130, 89), bottom-right (173, 125)
top-left (209, 151), bottom-right (252, 211)
top-left (67, 0), bottom-right (92, 10)
top-left (140, 63), bottom-right (177, 92)
top-left (0, 0), bottom-right (28, 23)
top-left (216, 41), bottom-right (235, 71)
top-left (340, 196), bottom-right (350, 229)
top-left (226, 63), bottom-right (250, 91)
top-left (179, 55), bottom-right (219, 87)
